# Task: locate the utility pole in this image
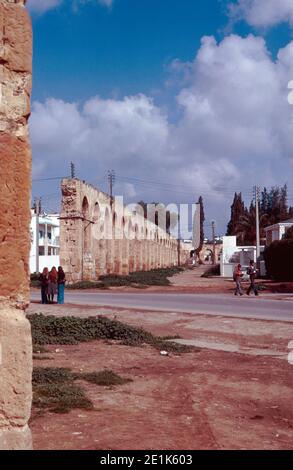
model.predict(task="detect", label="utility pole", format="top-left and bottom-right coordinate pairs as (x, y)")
top-left (254, 185), bottom-right (261, 261)
top-left (34, 197), bottom-right (41, 273)
top-left (108, 170), bottom-right (115, 208)
top-left (70, 162), bottom-right (76, 179)
top-left (211, 220), bottom-right (216, 265)
top-left (177, 239), bottom-right (181, 266)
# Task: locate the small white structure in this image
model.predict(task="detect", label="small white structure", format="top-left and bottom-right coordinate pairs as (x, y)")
top-left (30, 211), bottom-right (60, 273)
top-left (220, 236), bottom-right (265, 278)
top-left (264, 218), bottom-right (293, 246)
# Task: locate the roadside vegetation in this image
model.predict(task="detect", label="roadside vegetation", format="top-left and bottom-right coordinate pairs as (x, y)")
top-left (32, 367), bottom-right (131, 414)
top-left (28, 313), bottom-right (193, 353)
top-left (30, 314), bottom-right (194, 415)
top-left (264, 239), bottom-right (293, 281)
top-left (201, 264), bottom-right (220, 278)
top-left (67, 267), bottom-right (184, 289)
top-left (31, 267), bottom-right (184, 289)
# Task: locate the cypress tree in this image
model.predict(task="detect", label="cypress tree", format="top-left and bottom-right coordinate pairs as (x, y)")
top-left (195, 196), bottom-right (205, 257)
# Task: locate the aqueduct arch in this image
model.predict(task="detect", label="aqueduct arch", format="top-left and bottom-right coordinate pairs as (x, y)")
top-left (60, 178), bottom-right (191, 283)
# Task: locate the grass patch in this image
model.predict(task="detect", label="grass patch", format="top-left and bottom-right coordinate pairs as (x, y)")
top-left (32, 367), bottom-right (93, 414)
top-left (28, 313), bottom-right (192, 354)
top-left (75, 370), bottom-right (132, 387)
top-left (68, 267), bottom-right (184, 289)
top-left (32, 367), bottom-right (132, 413)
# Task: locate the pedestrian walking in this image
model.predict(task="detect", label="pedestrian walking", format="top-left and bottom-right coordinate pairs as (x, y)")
top-left (48, 266), bottom-right (58, 303)
top-left (233, 264), bottom-right (244, 296)
top-left (57, 266), bottom-right (66, 304)
top-left (39, 267), bottom-right (49, 304)
top-left (246, 260), bottom-right (259, 296)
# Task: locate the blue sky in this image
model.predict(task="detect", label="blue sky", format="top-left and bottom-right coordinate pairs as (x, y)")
top-left (28, 0), bottom-right (293, 236)
top-left (32, 0), bottom-right (226, 102)
top-left (31, 0), bottom-right (291, 102)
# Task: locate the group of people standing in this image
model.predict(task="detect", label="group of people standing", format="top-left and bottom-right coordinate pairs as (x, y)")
top-left (234, 260), bottom-right (259, 297)
top-left (39, 266), bottom-right (66, 304)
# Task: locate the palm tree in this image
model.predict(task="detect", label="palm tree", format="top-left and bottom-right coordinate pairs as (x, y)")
top-left (235, 207), bottom-right (268, 246)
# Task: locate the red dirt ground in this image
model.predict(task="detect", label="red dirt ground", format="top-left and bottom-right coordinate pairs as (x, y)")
top-left (28, 302), bottom-right (293, 450)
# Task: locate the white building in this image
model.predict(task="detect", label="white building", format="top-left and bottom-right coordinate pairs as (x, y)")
top-left (30, 211), bottom-right (60, 273)
top-left (264, 218), bottom-right (293, 246)
top-left (220, 236), bottom-right (265, 278)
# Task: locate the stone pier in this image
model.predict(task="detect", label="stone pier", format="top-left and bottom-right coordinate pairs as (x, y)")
top-left (0, 0), bottom-right (33, 449)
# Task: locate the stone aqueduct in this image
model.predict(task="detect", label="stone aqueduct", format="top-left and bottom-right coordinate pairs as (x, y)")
top-left (0, 0), bottom-right (32, 449)
top-left (60, 179), bottom-right (191, 283)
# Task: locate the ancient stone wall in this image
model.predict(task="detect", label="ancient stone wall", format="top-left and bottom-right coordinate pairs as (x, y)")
top-left (60, 179), bottom-right (190, 282)
top-left (199, 243), bottom-right (223, 264)
top-left (0, 0), bottom-right (32, 449)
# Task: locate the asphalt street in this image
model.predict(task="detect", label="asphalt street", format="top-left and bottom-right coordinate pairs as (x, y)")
top-left (31, 291), bottom-right (293, 322)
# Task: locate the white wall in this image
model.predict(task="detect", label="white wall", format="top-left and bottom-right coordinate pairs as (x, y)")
top-left (220, 236), bottom-right (264, 277)
top-left (221, 236), bottom-right (237, 277)
top-left (30, 212), bottom-right (60, 273)
top-left (30, 255), bottom-right (60, 274)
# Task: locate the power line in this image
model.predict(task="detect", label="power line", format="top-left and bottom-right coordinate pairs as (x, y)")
top-left (117, 174), bottom-right (251, 194)
top-left (118, 182), bottom-right (250, 198)
top-left (32, 176), bottom-right (67, 182)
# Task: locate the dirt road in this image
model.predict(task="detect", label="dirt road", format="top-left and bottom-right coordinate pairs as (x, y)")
top-left (28, 302), bottom-right (293, 450)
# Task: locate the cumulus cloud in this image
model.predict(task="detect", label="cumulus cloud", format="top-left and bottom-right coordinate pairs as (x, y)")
top-left (27, 0), bottom-right (62, 14)
top-left (30, 35), bottom-right (293, 229)
top-left (27, 0), bottom-right (113, 14)
top-left (228, 0), bottom-right (293, 28)
top-left (97, 0), bottom-right (113, 7)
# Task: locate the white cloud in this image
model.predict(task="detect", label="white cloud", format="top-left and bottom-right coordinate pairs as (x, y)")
top-left (27, 0), bottom-right (113, 14)
top-left (30, 35), bottom-right (293, 230)
top-left (97, 0), bottom-right (113, 7)
top-left (27, 0), bottom-right (62, 13)
top-left (229, 0), bottom-right (293, 28)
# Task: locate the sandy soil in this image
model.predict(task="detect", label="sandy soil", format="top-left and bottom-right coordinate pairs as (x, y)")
top-left (28, 301), bottom-right (293, 450)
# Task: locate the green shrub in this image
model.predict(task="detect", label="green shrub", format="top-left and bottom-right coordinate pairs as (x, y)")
top-left (75, 370), bottom-right (132, 386)
top-left (28, 313), bottom-right (192, 353)
top-left (68, 281), bottom-right (108, 290)
top-left (32, 366), bottom-right (133, 413)
top-left (201, 264), bottom-right (220, 278)
top-left (32, 367), bottom-right (93, 414)
top-left (264, 240), bottom-right (293, 281)
top-left (67, 267), bottom-right (184, 289)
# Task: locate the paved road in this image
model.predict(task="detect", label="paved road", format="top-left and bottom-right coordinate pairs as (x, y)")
top-left (31, 291), bottom-right (293, 322)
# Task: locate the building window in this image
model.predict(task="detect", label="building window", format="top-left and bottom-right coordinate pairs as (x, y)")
top-left (39, 246), bottom-right (44, 256)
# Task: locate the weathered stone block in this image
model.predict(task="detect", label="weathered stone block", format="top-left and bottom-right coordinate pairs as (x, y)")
top-left (0, 0), bottom-right (32, 450)
top-left (0, 424), bottom-right (32, 451)
top-left (0, 307), bottom-right (32, 426)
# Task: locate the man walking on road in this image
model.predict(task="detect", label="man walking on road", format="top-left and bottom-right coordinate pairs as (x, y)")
top-left (247, 260), bottom-right (259, 296)
top-left (234, 264), bottom-right (244, 296)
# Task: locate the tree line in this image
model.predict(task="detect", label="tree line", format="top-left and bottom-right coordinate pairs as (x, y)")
top-left (226, 185), bottom-right (293, 245)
